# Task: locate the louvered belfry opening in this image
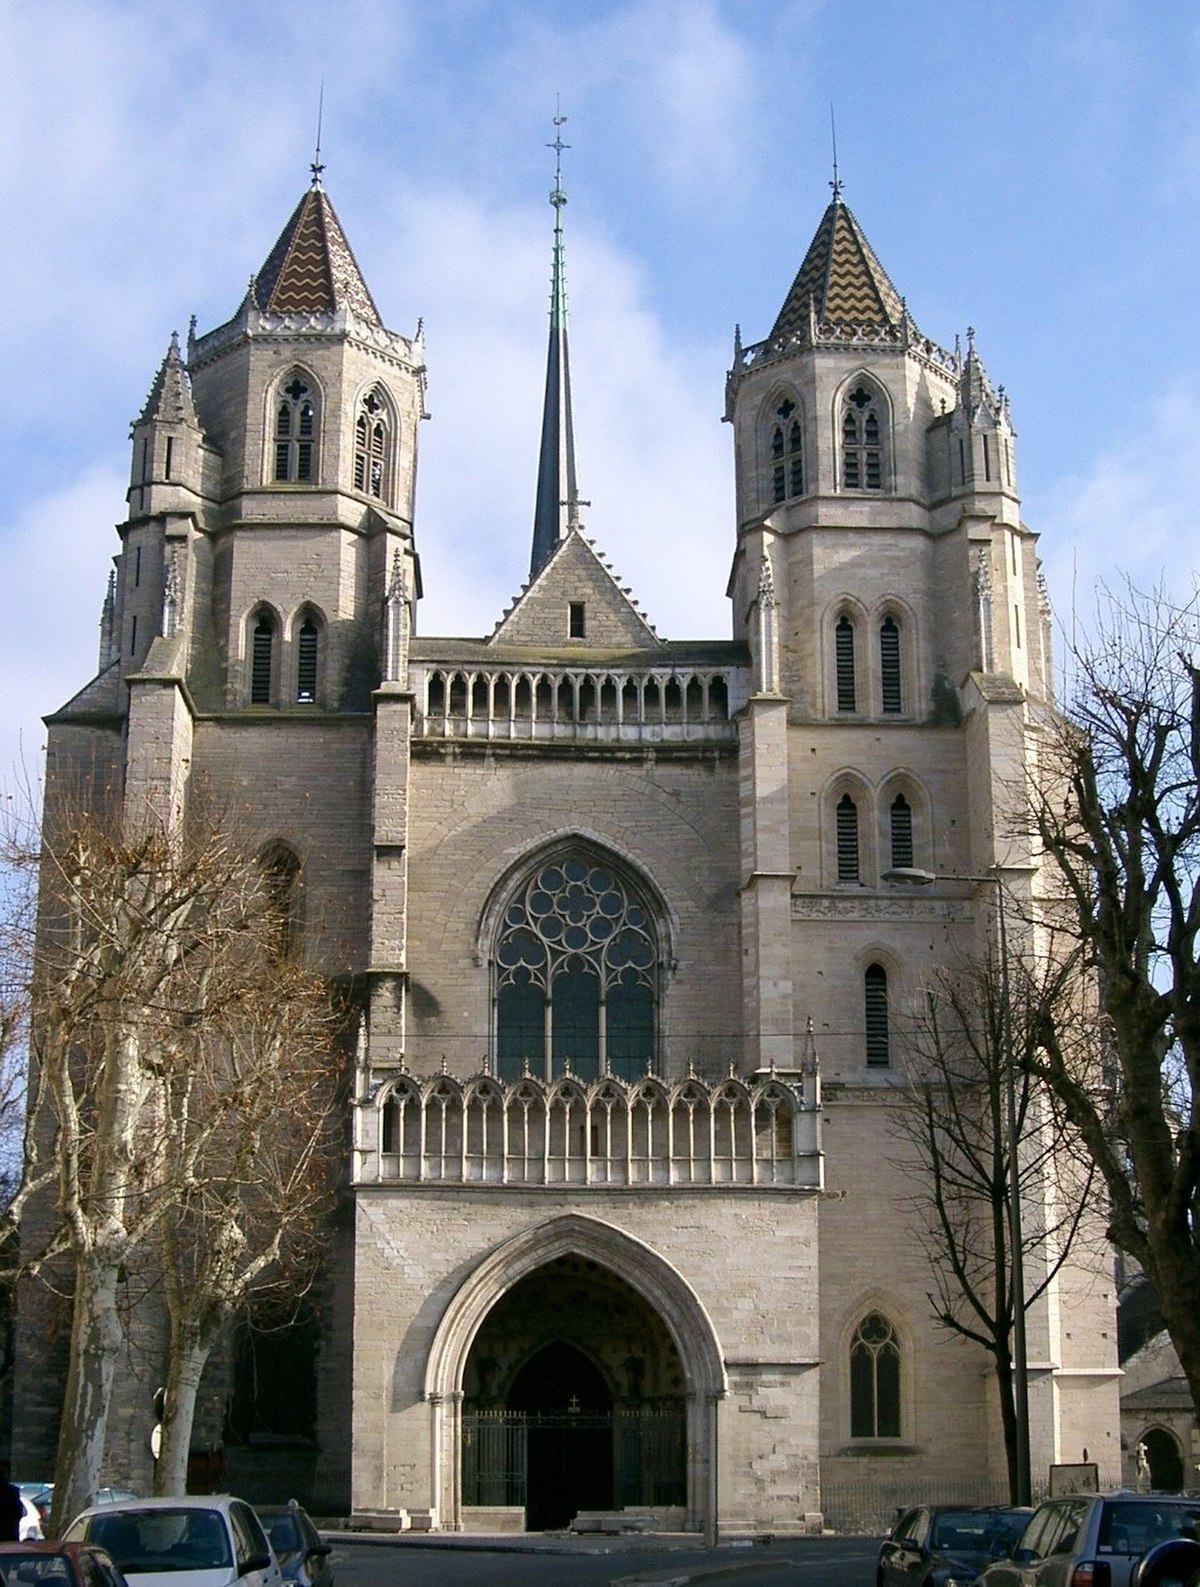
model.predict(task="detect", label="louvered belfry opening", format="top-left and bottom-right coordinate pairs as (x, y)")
top-left (889, 794), bottom-right (913, 870)
top-left (864, 964), bottom-right (890, 1065)
top-left (250, 614), bottom-right (274, 704)
top-left (880, 616), bottom-right (902, 712)
top-left (835, 616), bottom-right (856, 711)
top-left (836, 794), bottom-right (860, 882)
top-left (296, 617), bottom-right (318, 703)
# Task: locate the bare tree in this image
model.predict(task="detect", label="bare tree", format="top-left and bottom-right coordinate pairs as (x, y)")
top-left (895, 951), bottom-right (1096, 1502)
top-left (9, 797), bottom-right (336, 1532)
top-left (152, 946), bottom-right (340, 1495)
top-left (0, 797), bottom-right (38, 1386)
top-left (1024, 583), bottom-right (1200, 1420)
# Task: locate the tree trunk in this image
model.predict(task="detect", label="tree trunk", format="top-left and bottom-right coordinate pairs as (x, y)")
top-left (153, 1326), bottom-right (217, 1497)
top-left (993, 1345), bottom-right (1019, 1504)
top-left (1144, 1233), bottom-right (1200, 1448)
top-left (50, 1252), bottom-right (123, 1536)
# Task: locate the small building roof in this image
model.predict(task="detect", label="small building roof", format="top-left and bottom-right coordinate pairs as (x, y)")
top-left (1122, 1377), bottom-right (1197, 1412)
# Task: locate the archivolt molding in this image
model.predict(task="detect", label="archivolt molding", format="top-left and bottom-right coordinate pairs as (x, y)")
top-left (422, 1212), bottom-right (727, 1402)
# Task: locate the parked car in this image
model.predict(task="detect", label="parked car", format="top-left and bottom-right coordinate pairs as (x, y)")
top-left (62, 1496), bottom-right (282, 1587)
top-left (90, 1493), bottom-right (138, 1510)
top-left (1131, 1535), bottom-right (1200, 1587)
top-left (974, 1491), bottom-right (1200, 1587)
top-left (252, 1505), bottom-right (331, 1587)
top-left (876, 1504), bottom-right (1031, 1586)
top-left (0, 1539), bottom-right (130, 1587)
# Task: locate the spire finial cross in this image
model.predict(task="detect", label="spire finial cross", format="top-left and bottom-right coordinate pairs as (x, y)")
top-left (829, 103), bottom-right (843, 201)
top-left (549, 99), bottom-right (569, 211)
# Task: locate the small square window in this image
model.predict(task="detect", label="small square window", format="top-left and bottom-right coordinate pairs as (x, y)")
top-left (569, 602), bottom-right (586, 639)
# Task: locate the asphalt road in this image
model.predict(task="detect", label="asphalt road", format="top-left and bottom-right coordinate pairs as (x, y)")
top-left (330, 1533), bottom-right (882, 1587)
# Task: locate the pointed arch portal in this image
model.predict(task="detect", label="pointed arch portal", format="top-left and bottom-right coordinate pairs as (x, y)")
top-left (422, 1215), bottom-right (725, 1535)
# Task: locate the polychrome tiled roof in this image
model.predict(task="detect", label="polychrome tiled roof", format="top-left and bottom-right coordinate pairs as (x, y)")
top-left (769, 198), bottom-right (906, 343)
top-left (253, 187), bottom-right (382, 325)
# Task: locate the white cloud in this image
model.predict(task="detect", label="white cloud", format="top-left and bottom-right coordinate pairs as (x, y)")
top-left (0, 465), bottom-right (125, 785)
top-left (1038, 382), bottom-right (1200, 624)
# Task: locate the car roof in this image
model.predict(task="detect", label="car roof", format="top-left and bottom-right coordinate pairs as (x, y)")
top-left (0, 1542), bottom-right (108, 1555)
top-left (1045, 1491), bottom-right (1198, 1503)
top-left (79, 1495), bottom-right (238, 1512)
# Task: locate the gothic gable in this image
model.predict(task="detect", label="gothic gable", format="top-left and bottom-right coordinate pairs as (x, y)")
top-left (489, 529), bottom-right (659, 650)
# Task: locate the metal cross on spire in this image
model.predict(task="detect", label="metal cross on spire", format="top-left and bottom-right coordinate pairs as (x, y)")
top-left (549, 106), bottom-right (570, 213)
top-left (530, 104), bottom-right (581, 578)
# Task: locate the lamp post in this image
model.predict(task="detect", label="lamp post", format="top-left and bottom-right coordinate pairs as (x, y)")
top-left (883, 865), bottom-right (1032, 1506)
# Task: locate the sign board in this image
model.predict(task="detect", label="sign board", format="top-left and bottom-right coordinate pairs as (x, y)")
top-left (1049, 1462), bottom-right (1099, 1495)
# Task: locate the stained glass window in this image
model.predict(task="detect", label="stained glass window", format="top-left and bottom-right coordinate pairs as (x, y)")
top-left (495, 856), bottom-right (657, 1080)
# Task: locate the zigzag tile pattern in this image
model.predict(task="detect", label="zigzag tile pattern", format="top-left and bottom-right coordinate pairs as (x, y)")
top-left (769, 200), bottom-right (907, 344)
top-left (254, 189), bottom-right (382, 326)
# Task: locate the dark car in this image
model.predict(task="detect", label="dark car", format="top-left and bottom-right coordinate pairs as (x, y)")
top-left (877, 1504), bottom-right (1032, 1587)
top-left (0, 1540), bottom-right (130, 1587)
top-left (252, 1507), bottom-right (331, 1587)
top-left (975, 1491), bottom-right (1200, 1587)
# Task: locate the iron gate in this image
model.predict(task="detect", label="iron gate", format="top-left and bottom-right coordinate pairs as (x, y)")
top-left (462, 1406), bottom-right (686, 1509)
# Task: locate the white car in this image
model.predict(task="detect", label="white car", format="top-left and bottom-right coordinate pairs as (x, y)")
top-left (63, 1495), bottom-right (282, 1587)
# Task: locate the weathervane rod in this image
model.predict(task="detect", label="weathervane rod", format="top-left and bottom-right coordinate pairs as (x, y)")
top-left (311, 81), bottom-right (326, 188)
top-left (830, 102), bottom-right (842, 200)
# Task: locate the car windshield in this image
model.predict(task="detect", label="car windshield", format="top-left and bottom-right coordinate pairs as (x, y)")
top-left (85, 1510), bottom-right (232, 1573)
top-left (1097, 1501), bottom-right (1200, 1557)
top-left (0, 1552), bottom-right (75, 1587)
top-left (930, 1510), bottom-right (1027, 1556)
top-left (262, 1516), bottom-right (302, 1556)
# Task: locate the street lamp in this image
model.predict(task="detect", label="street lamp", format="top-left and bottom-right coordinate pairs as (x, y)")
top-left (882, 865), bottom-right (1032, 1506)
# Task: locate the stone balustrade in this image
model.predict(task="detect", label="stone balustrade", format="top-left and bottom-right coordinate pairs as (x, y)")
top-left (411, 664), bottom-right (742, 744)
top-left (355, 1069), bottom-right (822, 1190)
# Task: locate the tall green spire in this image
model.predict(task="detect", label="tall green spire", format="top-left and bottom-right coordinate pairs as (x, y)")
top-left (530, 112), bottom-right (580, 578)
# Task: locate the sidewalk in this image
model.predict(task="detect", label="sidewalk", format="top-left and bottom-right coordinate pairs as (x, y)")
top-left (328, 1527), bottom-right (820, 1555)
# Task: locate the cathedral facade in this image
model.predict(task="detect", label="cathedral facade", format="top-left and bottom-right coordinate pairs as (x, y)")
top-left (17, 162), bottom-right (1121, 1531)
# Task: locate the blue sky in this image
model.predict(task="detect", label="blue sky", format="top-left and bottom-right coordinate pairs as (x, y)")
top-left (1, 0), bottom-right (1197, 782)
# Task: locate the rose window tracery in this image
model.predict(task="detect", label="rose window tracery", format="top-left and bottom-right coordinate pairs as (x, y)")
top-left (495, 857), bottom-right (657, 1081)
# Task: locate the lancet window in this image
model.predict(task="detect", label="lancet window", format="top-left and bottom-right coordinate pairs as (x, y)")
top-left (850, 1311), bottom-right (901, 1437)
top-left (260, 842), bottom-right (301, 956)
top-left (836, 794), bottom-right (860, 883)
top-left (296, 613), bottom-right (320, 703)
top-left (273, 374), bottom-right (318, 483)
top-left (842, 384), bottom-right (885, 491)
top-left (769, 396), bottom-right (804, 504)
top-left (249, 610), bottom-right (277, 704)
top-left (864, 963), bottom-right (890, 1066)
top-left (494, 854), bottom-right (659, 1082)
top-left (889, 794), bottom-right (913, 870)
top-left (354, 388), bottom-right (390, 502)
top-left (880, 615), bottom-right (902, 712)
top-left (835, 616), bottom-right (857, 712)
